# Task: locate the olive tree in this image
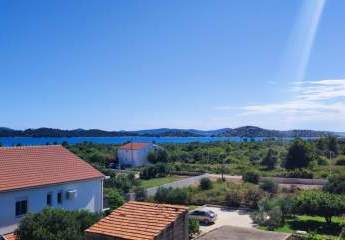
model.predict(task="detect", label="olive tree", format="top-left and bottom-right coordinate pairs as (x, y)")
top-left (293, 190), bottom-right (345, 223)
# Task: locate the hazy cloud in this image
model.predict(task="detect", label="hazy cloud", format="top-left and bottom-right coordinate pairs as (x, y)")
top-left (214, 79), bottom-right (345, 130)
top-left (241, 79), bottom-right (345, 120)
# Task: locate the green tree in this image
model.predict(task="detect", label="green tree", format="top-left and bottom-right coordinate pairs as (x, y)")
top-left (261, 149), bottom-right (278, 169)
top-left (293, 190), bottom-right (345, 223)
top-left (285, 139), bottom-right (313, 169)
top-left (323, 174), bottom-right (345, 194)
top-left (148, 149), bottom-right (168, 164)
top-left (17, 208), bottom-right (99, 240)
top-left (328, 136), bottom-right (339, 156)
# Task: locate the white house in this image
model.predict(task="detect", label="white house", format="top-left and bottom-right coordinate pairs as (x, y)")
top-left (0, 145), bottom-right (105, 236)
top-left (117, 142), bottom-right (156, 167)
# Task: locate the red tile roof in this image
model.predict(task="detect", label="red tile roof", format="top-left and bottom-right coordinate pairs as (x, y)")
top-left (85, 201), bottom-right (188, 240)
top-left (2, 232), bottom-right (16, 240)
top-left (0, 145), bottom-right (104, 192)
top-left (119, 142), bottom-right (151, 150)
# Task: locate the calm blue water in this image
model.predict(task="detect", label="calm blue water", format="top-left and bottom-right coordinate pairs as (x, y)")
top-left (0, 136), bottom-right (273, 146)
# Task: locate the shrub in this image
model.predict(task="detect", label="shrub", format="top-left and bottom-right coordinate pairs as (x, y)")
top-left (252, 196), bottom-right (294, 230)
top-left (154, 187), bottom-right (190, 205)
top-left (243, 187), bottom-right (266, 209)
top-left (140, 166), bottom-right (158, 180)
top-left (225, 189), bottom-right (243, 208)
top-left (242, 171), bottom-right (259, 184)
top-left (317, 156), bottom-right (329, 166)
top-left (280, 168), bottom-right (314, 179)
top-left (259, 179), bottom-right (278, 194)
top-left (252, 206), bottom-right (283, 230)
top-left (105, 173), bottom-right (139, 193)
top-left (106, 189), bottom-right (125, 210)
top-left (17, 208), bottom-right (100, 240)
top-left (188, 218), bottom-right (200, 237)
top-left (140, 164), bottom-right (170, 179)
top-left (335, 156), bottom-right (345, 166)
top-left (323, 174), bottom-right (345, 194)
top-left (148, 149), bottom-right (168, 164)
top-left (199, 177), bottom-right (213, 190)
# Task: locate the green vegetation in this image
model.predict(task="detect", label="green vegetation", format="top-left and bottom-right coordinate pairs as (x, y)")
top-left (252, 186), bottom-right (345, 238)
top-left (293, 190), bottom-right (345, 223)
top-left (17, 208), bottom-right (100, 240)
top-left (154, 187), bottom-right (190, 205)
top-left (189, 218), bottom-right (200, 237)
top-left (242, 171), bottom-right (260, 184)
top-left (199, 177), bottom-right (213, 190)
top-left (147, 148), bottom-right (168, 163)
top-left (104, 188), bottom-right (125, 210)
top-left (261, 148), bottom-right (279, 170)
top-left (284, 139), bottom-right (314, 169)
top-left (153, 181), bottom-right (266, 208)
top-left (259, 179), bottom-right (278, 194)
top-left (66, 137), bottom-right (345, 179)
top-left (323, 174), bottom-right (345, 194)
top-left (139, 163), bottom-right (171, 179)
top-left (261, 215), bottom-right (345, 239)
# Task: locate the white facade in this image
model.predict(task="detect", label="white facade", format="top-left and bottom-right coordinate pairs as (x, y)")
top-left (0, 178), bottom-right (103, 235)
top-left (118, 143), bottom-right (154, 167)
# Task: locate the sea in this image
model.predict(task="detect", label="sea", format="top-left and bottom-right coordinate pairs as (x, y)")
top-left (0, 136), bottom-right (319, 147)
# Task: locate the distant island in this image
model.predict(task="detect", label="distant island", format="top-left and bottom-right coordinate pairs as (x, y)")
top-left (0, 126), bottom-right (343, 138)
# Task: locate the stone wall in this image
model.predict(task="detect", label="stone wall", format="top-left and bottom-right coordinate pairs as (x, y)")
top-left (157, 213), bottom-right (189, 240)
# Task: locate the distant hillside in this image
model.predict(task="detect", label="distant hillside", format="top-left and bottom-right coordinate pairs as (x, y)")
top-left (0, 126), bottom-right (342, 138)
top-left (215, 126), bottom-right (335, 138)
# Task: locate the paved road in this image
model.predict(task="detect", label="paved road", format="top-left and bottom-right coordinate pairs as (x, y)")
top-left (145, 174), bottom-right (209, 197)
top-left (208, 173), bottom-right (326, 188)
top-left (198, 206), bottom-right (254, 234)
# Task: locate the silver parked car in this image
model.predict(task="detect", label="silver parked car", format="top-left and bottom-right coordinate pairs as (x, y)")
top-left (189, 208), bottom-right (217, 224)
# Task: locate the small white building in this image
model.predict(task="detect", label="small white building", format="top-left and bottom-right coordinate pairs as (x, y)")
top-left (0, 145), bottom-right (105, 236)
top-left (117, 142), bottom-right (156, 167)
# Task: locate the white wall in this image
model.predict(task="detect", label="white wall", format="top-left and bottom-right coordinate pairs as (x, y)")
top-left (118, 144), bottom-right (153, 167)
top-left (0, 178), bottom-right (103, 235)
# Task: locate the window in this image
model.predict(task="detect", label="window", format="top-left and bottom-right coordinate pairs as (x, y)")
top-left (15, 200), bottom-right (27, 217)
top-left (47, 193), bottom-right (52, 206)
top-left (57, 191), bottom-right (63, 204)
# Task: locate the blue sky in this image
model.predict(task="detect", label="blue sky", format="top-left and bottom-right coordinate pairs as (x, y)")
top-left (1, 0), bottom-right (345, 131)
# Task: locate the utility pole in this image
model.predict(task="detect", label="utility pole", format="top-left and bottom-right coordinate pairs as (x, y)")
top-left (329, 150), bottom-right (334, 177)
top-left (220, 153), bottom-right (225, 181)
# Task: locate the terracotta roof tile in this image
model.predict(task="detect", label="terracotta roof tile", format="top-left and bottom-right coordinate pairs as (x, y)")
top-left (119, 143), bottom-right (151, 150)
top-left (2, 232), bottom-right (16, 240)
top-left (0, 145), bottom-right (104, 192)
top-left (85, 201), bottom-right (188, 240)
